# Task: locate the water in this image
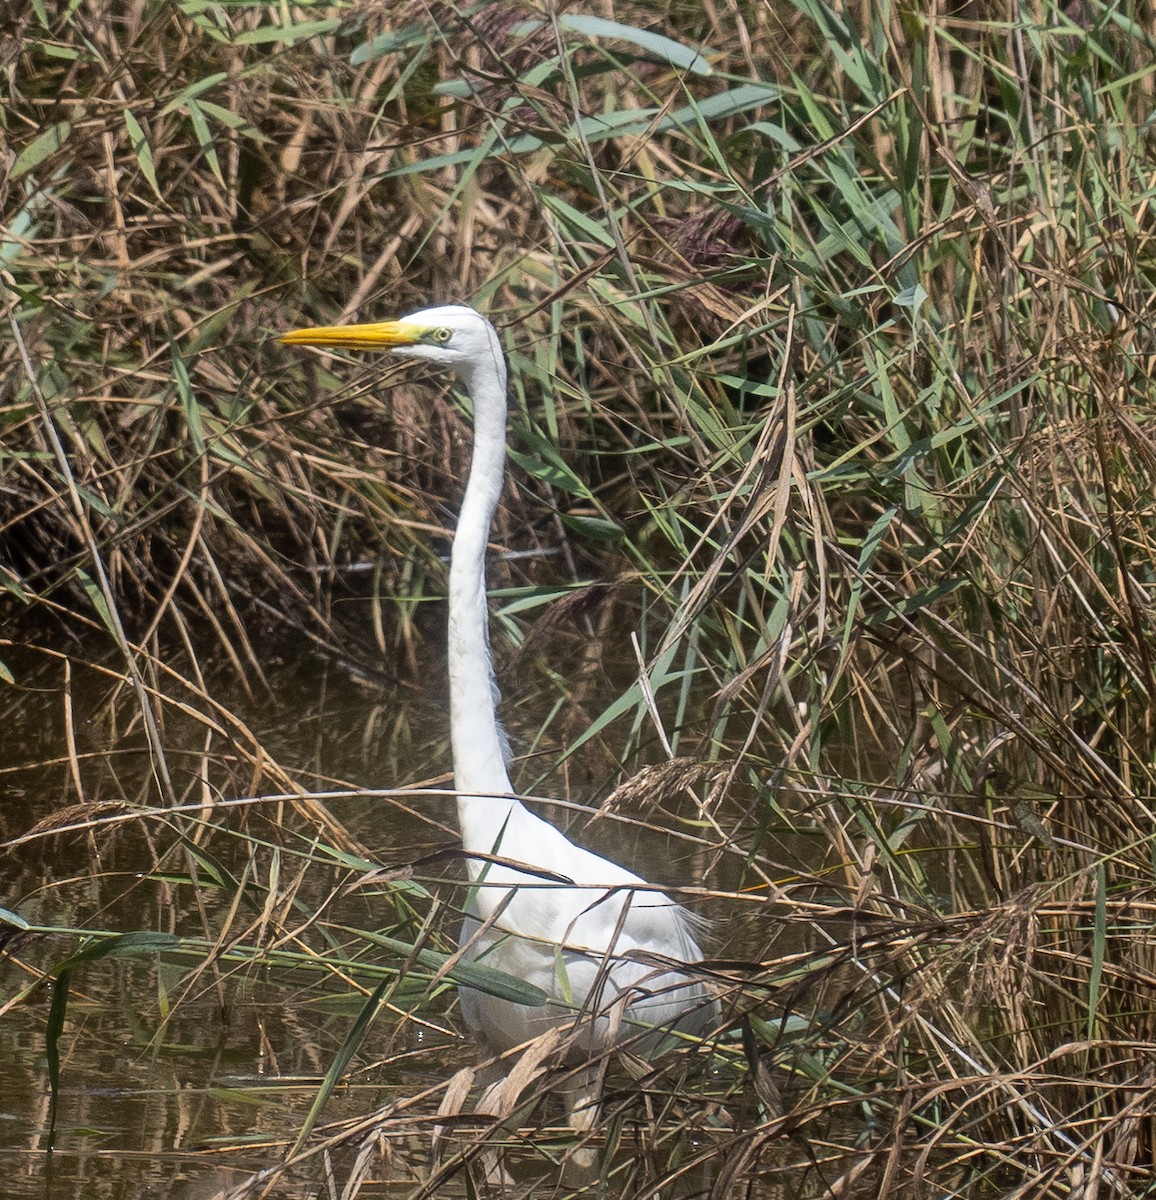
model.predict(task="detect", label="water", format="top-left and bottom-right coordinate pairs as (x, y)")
top-left (0, 634), bottom-right (763, 1199)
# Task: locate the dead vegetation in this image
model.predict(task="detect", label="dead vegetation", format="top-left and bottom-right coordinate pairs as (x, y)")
top-left (4, 0), bottom-right (1156, 1196)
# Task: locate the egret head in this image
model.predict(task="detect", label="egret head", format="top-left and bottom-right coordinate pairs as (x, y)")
top-left (280, 304), bottom-right (504, 388)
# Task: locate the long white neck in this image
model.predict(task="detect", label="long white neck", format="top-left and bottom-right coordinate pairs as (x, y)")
top-left (448, 349), bottom-right (517, 861)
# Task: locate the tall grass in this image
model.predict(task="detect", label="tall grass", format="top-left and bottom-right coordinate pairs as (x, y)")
top-left (3, 0), bottom-right (1156, 1196)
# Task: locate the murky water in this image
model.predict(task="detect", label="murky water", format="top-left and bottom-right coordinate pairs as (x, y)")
top-left (1, 630), bottom-right (781, 1199)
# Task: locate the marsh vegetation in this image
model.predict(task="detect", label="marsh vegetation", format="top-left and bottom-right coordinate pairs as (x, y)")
top-left (3, 1), bottom-right (1156, 1197)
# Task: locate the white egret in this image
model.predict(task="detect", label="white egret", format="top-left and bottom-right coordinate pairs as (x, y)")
top-left (280, 305), bottom-right (716, 1107)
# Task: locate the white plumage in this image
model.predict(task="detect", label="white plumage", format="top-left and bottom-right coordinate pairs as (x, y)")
top-left (281, 304), bottom-right (716, 1067)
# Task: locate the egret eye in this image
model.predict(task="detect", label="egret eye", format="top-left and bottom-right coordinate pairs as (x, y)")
top-left (433, 327), bottom-right (453, 343)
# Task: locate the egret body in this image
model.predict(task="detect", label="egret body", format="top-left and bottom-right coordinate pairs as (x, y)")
top-left (280, 305), bottom-right (716, 1063)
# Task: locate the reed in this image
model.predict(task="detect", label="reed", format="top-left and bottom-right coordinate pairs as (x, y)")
top-left (3, 0), bottom-right (1155, 1196)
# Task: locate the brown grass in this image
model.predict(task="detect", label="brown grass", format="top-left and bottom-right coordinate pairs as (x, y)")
top-left (4, 0), bottom-right (1156, 1197)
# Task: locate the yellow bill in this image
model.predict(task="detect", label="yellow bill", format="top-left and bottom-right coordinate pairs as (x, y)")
top-left (279, 320), bottom-right (425, 350)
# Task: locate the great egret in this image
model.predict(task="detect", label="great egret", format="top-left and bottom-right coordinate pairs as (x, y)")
top-left (280, 305), bottom-right (716, 1098)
